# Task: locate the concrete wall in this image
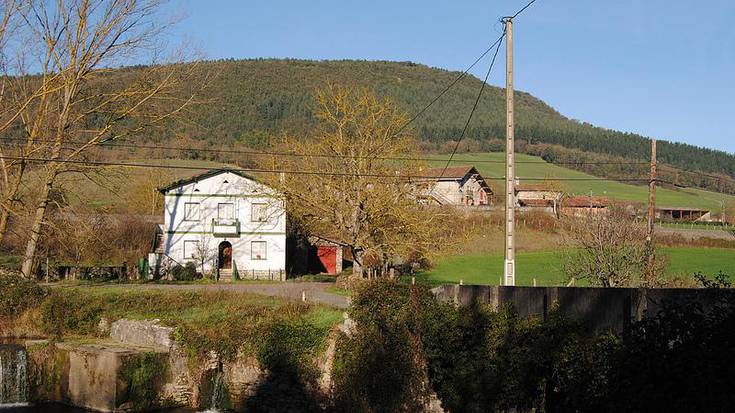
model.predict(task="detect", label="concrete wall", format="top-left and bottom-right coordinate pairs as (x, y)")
top-left (432, 285), bottom-right (735, 334)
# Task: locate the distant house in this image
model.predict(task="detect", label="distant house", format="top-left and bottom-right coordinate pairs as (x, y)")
top-left (151, 169), bottom-right (286, 281)
top-left (416, 165), bottom-right (493, 206)
top-left (514, 183), bottom-right (564, 215)
top-left (561, 195), bottom-right (611, 217)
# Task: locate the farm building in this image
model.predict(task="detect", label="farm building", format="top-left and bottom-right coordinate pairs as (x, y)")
top-left (514, 183), bottom-right (564, 215)
top-left (656, 207), bottom-right (712, 222)
top-left (560, 195), bottom-right (611, 216)
top-left (416, 165), bottom-right (493, 206)
top-left (151, 169), bottom-right (286, 281)
top-left (286, 234), bottom-right (350, 276)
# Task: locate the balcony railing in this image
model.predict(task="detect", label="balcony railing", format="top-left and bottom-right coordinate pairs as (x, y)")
top-left (211, 218), bottom-right (240, 237)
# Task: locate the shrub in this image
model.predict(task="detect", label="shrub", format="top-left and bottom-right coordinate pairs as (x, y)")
top-left (332, 280), bottom-right (434, 413)
top-left (170, 262), bottom-right (198, 281)
top-left (0, 274), bottom-right (49, 317)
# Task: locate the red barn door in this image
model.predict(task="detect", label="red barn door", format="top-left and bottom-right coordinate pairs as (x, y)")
top-left (317, 246), bottom-right (338, 275)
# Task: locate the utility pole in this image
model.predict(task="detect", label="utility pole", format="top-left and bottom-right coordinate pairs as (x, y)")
top-left (502, 17), bottom-right (515, 286)
top-left (646, 138), bottom-right (657, 282)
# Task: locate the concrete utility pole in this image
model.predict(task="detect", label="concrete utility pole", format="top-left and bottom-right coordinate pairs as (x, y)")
top-left (646, 138), bottom-right (657, 281)
top-left (502, 17), bottom-right (516, 286)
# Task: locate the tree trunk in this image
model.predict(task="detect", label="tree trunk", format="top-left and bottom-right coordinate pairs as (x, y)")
top-left (0, 208), bottom-right (10, 246)
top-left (0, 165), bottom-right (26, 246)
top-left (20, 173), bottom-right (53, 278)
top-left (351, 249), bottom-right (364, 278)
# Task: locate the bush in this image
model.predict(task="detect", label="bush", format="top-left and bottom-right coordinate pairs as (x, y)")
top-left (0, 274), bottom-right (49, 317)
top-left (332, 280), bottom-right (434, 413)
top-left (335, 279), bottom-right (735, 413)
top-left (170, 262), bottom-right (198, 281)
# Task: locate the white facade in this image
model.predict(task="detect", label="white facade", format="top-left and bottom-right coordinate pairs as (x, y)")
top-left (159, 170), bottom-right (286, 280)
top-left (430, 177), bottom-right (491, 206)
top-left (420, 166), bottom-right (493, 206)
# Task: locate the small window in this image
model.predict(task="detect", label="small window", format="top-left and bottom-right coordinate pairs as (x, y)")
top-left (251, 241), bottom-right (267, 260)
top-left (251, 203), bottom-right (268, 222)
top-left (184, 202), bottom-right (200, 221)
top-left (183, 240), bottom-right (199, 260)
top-left (217, 203), bottom-right (234, 220)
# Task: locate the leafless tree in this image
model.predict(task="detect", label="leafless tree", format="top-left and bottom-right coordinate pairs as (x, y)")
top-left (562, 209), bottom-right (667, 287)
top-left (1, 0), bottom-right (205, 277)
top-left (191, 235), bottom-right (214, 277)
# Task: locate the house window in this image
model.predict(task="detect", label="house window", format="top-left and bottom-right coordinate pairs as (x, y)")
top-left (183, 240), bottom-right (200, 260)
top-left (184, 202), bottom-right (200, 221)
top-left (251, 203), bottom-right (268, 222)
top-left (217, 202), bottom-right (234, 220)
top-left (251, 241), bottom-right (267, 260)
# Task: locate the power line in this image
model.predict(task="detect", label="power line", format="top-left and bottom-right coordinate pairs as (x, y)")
top-left (0, 154), bottom-right (661, 182)
top-left (0, 136), bottom-right (652, 166)
top-left (511, 0), bottom-right (538, 19)
top-left (396, 34), bottom-right (507, 134)
top-left (431, 30), bottom-right (505, 192)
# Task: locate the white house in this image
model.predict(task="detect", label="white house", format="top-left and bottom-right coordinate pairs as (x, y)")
top-left (151, 169), bottom-right (286, 281)
top-left (416, 165), bottom-right (493, 206)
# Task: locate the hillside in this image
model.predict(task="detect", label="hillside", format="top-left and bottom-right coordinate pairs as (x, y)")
top-left (159, 59), bottom-right (735, 183)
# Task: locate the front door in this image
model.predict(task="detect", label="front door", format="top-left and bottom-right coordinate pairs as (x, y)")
top-left (218, 241), bottom-right (232, 269)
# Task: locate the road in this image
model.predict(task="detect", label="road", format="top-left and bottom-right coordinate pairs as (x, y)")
top-left (71, 282), bottom-right (350, 309)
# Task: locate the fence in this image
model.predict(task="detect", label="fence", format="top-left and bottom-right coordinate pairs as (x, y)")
top-left (432, 285), bottom-right (735, 334)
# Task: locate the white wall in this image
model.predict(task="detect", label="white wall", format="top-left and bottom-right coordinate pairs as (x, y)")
top-left (161, 171), bottom-right (286, 275)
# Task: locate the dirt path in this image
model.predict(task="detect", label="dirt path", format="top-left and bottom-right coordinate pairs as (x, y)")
top-left (71, 282), bottom-right (350, 309)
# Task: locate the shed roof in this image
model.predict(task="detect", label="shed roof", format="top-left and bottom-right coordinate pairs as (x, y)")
top-left (519, 199), bottom-right (555, 207)
top-left (157, 168), bottom-right (258, 193)
top-left (563, 195), bottom-right (610, 208)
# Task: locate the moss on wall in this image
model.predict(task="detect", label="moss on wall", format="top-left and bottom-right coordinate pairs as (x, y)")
top-left (118, 352), bottom-right (169, 411)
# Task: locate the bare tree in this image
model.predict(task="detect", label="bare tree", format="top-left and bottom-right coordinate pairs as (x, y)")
top-left (191, 235), bottom-right (214, 278)
top-left (562, 209), bottom-right (667, 287)
top-left (263, 84), bottom-right (448, 278)
top-left (4, 0), bottom-right (203, 277)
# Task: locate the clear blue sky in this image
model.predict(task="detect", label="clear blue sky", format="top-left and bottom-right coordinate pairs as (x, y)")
top-left (167, 0), bottom-right (735, 154)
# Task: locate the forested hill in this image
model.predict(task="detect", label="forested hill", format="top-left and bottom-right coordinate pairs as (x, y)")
top-left (164, 59), bottom-right (735, 180)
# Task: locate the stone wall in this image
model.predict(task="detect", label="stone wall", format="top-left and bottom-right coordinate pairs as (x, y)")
top-left (432, 285), bottom-right (735, 333)
top-left (24, 318), bottom-right (345, 412)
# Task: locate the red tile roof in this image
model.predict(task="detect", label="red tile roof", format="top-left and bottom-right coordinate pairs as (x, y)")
top-left (418, 165), bottom-right (476, 179)
top-left (563, 195), bottom-right (610, 208)
top-left (519, 199), bottom-right (555, 207)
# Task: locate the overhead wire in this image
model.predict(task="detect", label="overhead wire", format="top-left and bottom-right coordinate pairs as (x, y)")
top-left (0, 136), bottom-right (654, 166)
top-left (0, 154), bottom-right (663, 182)
top-left (430, 30), bottom-right (505, 194)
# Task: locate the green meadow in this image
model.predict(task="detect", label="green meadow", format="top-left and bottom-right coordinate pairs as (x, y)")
top-left (420, 247), bottom-right (735, 286)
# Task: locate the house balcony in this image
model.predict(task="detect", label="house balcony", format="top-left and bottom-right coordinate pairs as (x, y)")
top-left (211, 218), bottom-right (240, 237)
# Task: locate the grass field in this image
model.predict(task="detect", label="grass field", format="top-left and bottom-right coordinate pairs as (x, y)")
top-left (427, 152), bottom-right (735, 212)
top-left (420, 247), bottom-right (735, 286)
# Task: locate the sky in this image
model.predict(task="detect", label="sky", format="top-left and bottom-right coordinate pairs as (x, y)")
top-left (166, 0), bottom-right (735, 154)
